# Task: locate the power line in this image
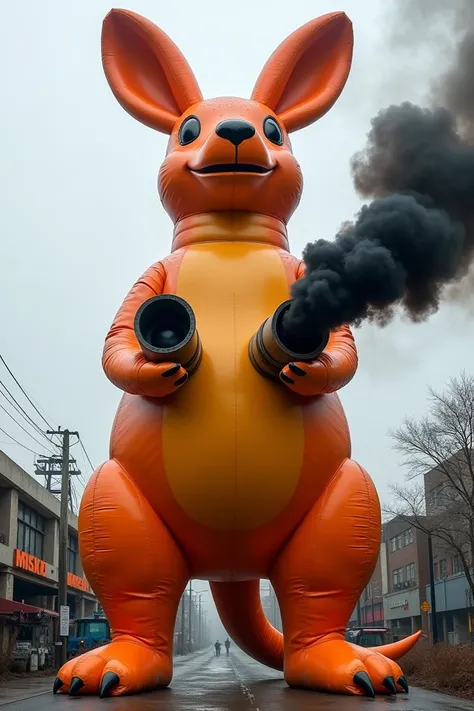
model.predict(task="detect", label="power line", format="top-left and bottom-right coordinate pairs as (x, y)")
top-left (78, 436), bottom-right (95, 472)
top-left (0, 425), bottom-right (43, 456)
top-left (0, 379), bottom-right (59, 448)
top-left (70, 481), bottom-right (79, 515)
top-left (0, 355), bottom-right (56, 430)
top-left (0, 401), bottom-right (56, 453)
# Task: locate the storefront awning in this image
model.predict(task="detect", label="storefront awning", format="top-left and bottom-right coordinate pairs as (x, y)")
top-left (0, 597), bottom-right (58, 617)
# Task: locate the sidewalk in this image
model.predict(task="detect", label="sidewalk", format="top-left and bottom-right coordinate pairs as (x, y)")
top-left (0, 676), bottom-right (54, 706)
top-left (0, 647), bottom-right (212, 706)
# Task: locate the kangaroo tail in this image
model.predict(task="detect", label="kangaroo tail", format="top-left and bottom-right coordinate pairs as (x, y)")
top-left (210, 580), bottom-right (284, 671)
top-left (210, 580), bottom-right (420, 668)
top-left (369, 630), bottom-right (422, 660)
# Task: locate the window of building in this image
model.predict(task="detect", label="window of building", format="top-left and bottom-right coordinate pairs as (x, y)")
top-left (452, 554), bottom-right (462, 574)
top-left (17, 501), bottom-right (45, 559)
top-left (439, 559), bottom-right (447, 578)
top-left (405, 562), bottom-right (416, 581)
top-left (427, 484), bottom-right (444, 509)
top-left (390, 529), bottom-right (414, 552)
top-left (392, 567), bottom-right (404, 587)
top-left (68, 533), bottom-right (78, 575)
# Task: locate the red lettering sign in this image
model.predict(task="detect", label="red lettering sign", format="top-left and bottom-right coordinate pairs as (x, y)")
top-left (14, 550), bottom-right (90, 592)
top-left (67, 572), bottom-right (90, 593)
top-left (13, 549), bottom-right (47, 577)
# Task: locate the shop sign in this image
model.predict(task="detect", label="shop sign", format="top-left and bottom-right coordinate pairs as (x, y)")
top-left (388, 599), bottom-right (409, 610)
top-left (67, 572), bottom-right (90, 593)
top-left (13, 549), bottom-right (47, 577)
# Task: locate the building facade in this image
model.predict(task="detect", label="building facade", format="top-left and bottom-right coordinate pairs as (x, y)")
top-left (0, 451), bottom-right (98, 659)
top-left (359, 544), bottom-right (386, 626)
top-left (423, 464), bottom-right (474, 644)
top-left (382, 517), bottom-right (428, 639)
top-left (425, 572), bottom-right (473, 644)
top-left (260, 582), bottom-right (282, 632)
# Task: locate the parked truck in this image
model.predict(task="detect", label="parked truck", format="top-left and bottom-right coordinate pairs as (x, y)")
top-left (67, 613), bottom-right (110, 658)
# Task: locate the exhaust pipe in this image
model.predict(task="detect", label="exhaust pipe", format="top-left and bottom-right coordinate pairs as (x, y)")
top-left (134, 294), bottom-right (202, 376)
top-left (249, 299), bottom-right (329, 380)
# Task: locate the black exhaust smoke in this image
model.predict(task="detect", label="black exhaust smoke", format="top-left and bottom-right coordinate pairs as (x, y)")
top-left (134, 294), bottom-right (202, 375)
top-left (282, 3), bottom-right (474, 340)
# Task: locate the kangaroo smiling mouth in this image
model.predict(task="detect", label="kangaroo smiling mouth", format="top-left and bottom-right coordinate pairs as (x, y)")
top-left (191, 163), bottom-right (274, 175)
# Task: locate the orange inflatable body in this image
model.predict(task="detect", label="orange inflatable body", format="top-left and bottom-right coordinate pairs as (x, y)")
top-left (55, 9), bottom-right (420, 699)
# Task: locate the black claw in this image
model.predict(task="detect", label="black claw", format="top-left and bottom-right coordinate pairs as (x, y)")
top-left (280, 372), bottom-right (294, 384)
top-left (398, 675), bottom-right (409, 693)
top-left (69, 677), bottom-right (84, 696)
top-left (53, 677), bottom-right (64, 694)
top-left (289, 363), bottom-right (307, 377)
top-left (162, 364), bottom-right (181, 378)
top-left (382, 676), bottom-right (397, 694)
top-left (353, 671), bottom-right (375, 698)
top-left (174, 373), bottom-right (188, 387)
top-left (99, 672), bottom-right (120, 699)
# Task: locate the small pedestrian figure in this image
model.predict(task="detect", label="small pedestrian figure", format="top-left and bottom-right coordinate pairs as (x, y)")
top-left (214, 640), bottom-right (221, 656)
top-left (225, 638), bottom-right (231, 656)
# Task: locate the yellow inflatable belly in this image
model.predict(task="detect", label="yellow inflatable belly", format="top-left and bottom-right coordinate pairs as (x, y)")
top-left (162, 242), bottom-right (305, 530)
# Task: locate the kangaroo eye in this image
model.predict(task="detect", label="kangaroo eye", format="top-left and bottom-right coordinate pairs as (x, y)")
top-left (179, 116), bottom-right (201, 146)
top-left (263, 116), bottom-right (283, 146)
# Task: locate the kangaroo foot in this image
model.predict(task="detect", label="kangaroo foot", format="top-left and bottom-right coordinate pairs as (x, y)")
top-left (54, 638), bottom-right (172, 697)
top-left (285, 638), bottom-right (407, 697)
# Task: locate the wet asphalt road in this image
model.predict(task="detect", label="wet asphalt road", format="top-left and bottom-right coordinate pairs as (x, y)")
top-left (7, 647), bottom-right (474, 711)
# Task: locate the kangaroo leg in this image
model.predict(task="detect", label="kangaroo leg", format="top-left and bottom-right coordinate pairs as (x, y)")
top-left (55, 459), bottom-right (189, 697)
top-left (271, 458), bottom-right (407, 697)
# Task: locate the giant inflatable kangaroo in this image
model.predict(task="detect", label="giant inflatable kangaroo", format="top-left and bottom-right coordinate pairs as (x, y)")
top-left (54, 9), bottom-right (420, 699)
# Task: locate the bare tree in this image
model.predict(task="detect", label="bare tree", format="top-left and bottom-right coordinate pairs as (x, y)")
top-left (385, 371), bottom-right (474, 599)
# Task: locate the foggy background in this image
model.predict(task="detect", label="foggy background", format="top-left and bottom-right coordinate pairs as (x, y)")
top-left (1, 0), bottom-right (472, 626)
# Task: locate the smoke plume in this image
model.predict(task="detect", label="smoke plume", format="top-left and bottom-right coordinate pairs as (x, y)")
top-left (284, 1), bottom-right (474, 339)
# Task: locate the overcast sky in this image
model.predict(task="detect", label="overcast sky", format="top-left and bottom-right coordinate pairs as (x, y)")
top-left (1, 0), bottom-right (471, 523)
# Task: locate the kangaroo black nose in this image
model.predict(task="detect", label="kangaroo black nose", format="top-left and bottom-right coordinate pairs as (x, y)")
top-left (216, 119), bottom-right (255, 146)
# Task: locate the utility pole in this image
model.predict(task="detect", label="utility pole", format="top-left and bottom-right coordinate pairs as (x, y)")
top-left (197, 595), bottom-right (201, 648)
top-left (35, 454), bottom-right (80, 512)
top-left (47, 427), bottom-right (78, 667)
top-left (428, 534), bottom-right (439, 644)
top-left (180, 592), bottom-right (186, 654)
top-left (193, 590), bottom-right (208, 649)
top-left (188, 581), bottom-right (193, 652)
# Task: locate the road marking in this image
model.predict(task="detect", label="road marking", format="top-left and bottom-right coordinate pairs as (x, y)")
top-left (229, 656), bottom-right (260, 711)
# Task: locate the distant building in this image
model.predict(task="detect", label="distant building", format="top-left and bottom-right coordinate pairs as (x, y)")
top-left (0, 451), bottom-right (98, 659)
top-left (382, 517), bottom-right (429, 640)
top-left (423, 464), bottom-right (474, 644)
top-left (359, 543), bottom-right (386, 627)
top-left (260, 582), bottom-right (282, 632)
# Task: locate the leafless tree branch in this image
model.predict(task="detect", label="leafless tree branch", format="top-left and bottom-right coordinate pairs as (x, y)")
top-left (385, 372), bottom-right (474, 598)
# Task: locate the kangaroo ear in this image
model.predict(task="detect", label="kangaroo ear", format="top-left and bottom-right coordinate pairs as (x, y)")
top-left (251, 12), bottom-right (353, 133)
top-left (101, 9), bottom-right (203, 134)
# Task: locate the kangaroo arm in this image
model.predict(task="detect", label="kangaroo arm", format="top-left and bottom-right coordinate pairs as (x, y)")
top-left (102, 262), bottom-right (166, 394)
top-left (295, 260), bottom-right (358, 393)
